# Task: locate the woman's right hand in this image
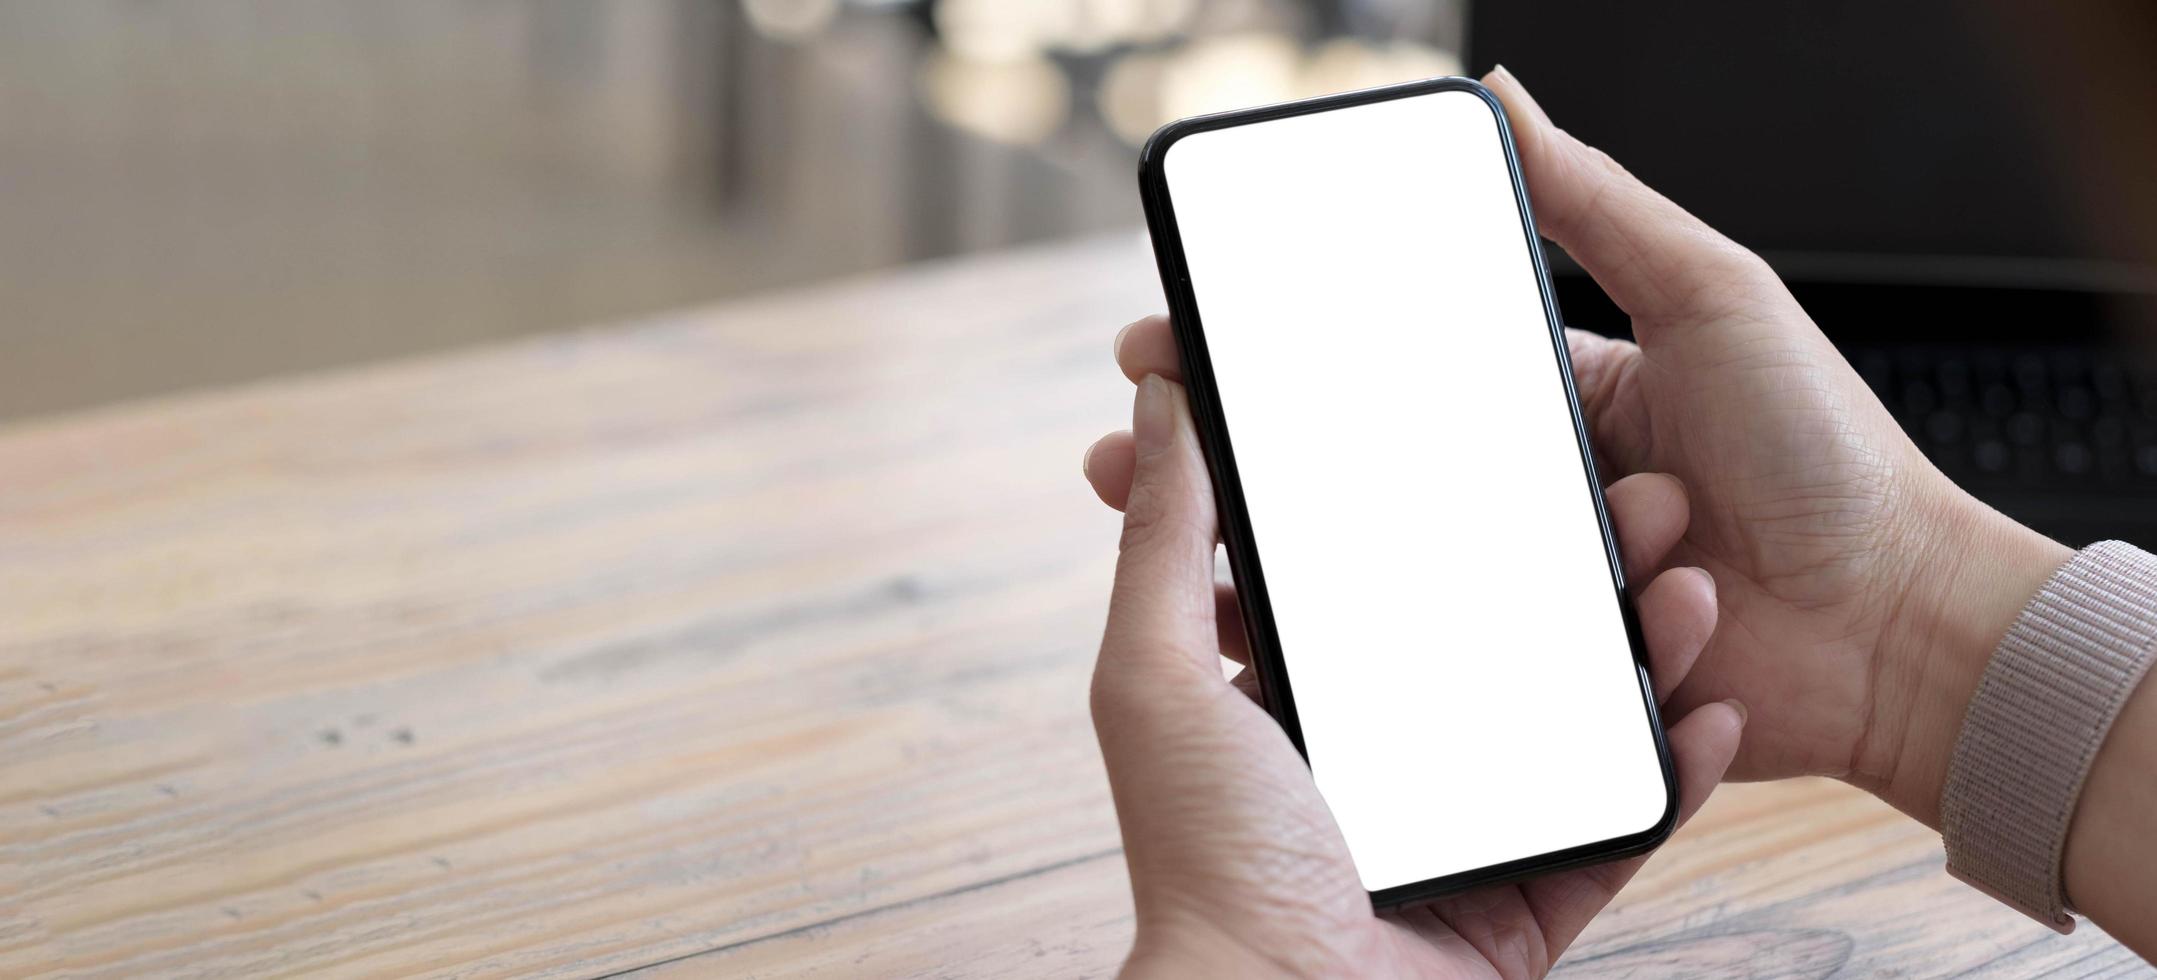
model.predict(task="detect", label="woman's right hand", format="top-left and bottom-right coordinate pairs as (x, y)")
top-left (1476, 68), bottom-right (2073, 821)
top-left (1089, 66), bottom-right (2072, 826)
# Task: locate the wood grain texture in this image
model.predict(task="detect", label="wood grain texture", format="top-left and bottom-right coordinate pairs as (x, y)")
top-left (0, 234), bottom-right (2140, 978)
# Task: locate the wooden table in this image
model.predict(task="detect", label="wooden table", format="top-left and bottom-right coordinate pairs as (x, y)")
top-left (2, 234), bottom-right (2141, 978)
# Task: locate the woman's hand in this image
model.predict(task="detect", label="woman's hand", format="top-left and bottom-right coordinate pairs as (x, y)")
top-left (1087, 67), bottom-right (2072, 833)
top-left (1478, 67), bottom-right (2068, 821)
top-left (1092, 372), bottom-right (1745, 977)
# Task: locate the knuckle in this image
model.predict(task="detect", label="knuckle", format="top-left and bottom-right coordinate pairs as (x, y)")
top-left (1090, 642), bottom-right (1218, 726)
top-left (1118, 482), bottom-right (1209, 554)
top-left (1716, 240), bottom-right (1776, 280)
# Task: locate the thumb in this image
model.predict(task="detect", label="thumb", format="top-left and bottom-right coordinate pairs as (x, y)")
top-left (1483, 65), bottom-right (1773, 332)
top-left (1098, 375), bottom-right (1223, 688)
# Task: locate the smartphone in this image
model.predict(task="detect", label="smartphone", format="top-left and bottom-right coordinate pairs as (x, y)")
top-left (1136, 76), bottom-right (1676, 909)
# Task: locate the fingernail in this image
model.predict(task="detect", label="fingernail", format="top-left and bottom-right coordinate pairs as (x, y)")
top-left (1686, 566), bottom-right (1715, 591)
top-left (1723, 698), bottom-right (1749, 727)
top-left (1081, 441), bottom-right (1094, 480)
top-left (1113, 317), bottom-right (1145, 360)
top-left (1134, 375), bottom-right (1172, 454)
top-left (1487, 63), bottom-right (1552, 128)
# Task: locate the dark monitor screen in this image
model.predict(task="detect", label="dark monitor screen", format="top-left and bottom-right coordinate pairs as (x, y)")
top-left (1469, 1), bottom-right (2157, 340)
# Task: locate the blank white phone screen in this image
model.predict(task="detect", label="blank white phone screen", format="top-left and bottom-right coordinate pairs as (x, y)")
top-left (1162, 87), bottom-right (1668, 892)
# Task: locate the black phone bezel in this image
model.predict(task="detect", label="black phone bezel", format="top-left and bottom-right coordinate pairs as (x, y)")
top-left (1134, 75), bottom-right (1680, 912)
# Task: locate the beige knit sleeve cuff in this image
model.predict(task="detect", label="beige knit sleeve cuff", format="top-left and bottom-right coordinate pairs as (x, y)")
top-left (1940, 539), bottom-right (2157, 932)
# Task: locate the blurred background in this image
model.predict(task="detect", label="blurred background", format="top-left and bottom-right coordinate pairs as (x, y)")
top-left (0, 0), bottom-right (1461, 421)
top-left (4, 0), bottom-right (2157, 545)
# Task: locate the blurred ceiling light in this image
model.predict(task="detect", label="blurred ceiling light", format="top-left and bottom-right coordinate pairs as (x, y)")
top-left (917, 52), bottom-right (1071, 146)
top-left (936, 0), bottom-right (1199, 61)
top-left (741, 0), bottom-right (841, 42)
top-left (1064, 0), bottom-right (1202, 52)
top-left (1299, 38), bottom-right (1462, 98)
top-left (935, 0), bottom-right (1059, 62)
top-left (1099, 50), bottom-right (1172, 146)
top-left (1379, 39), bottom-right (1463, 83)
top-left (1126, 0), bottom-right (1204, 39)
top-left (1103, 36), bottom-right (1464, 147)
top-left (1158, 32), bottom-right (1302, 121)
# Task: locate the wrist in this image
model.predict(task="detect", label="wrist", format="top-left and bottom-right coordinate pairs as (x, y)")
top-left (1860, 481), bottom-right (2072, 828)
top-left (1119, 906), bottom-right (1383, 979)
top-left (1120, 925), bottom-right (1292, 980)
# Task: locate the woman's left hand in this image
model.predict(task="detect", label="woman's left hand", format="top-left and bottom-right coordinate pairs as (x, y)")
top-left (1085, 353), bottom-right (1746, 978)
